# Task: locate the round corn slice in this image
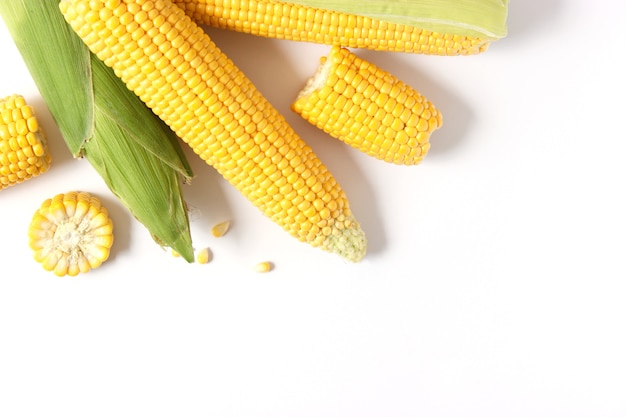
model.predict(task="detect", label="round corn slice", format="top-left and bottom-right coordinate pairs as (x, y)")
top-left (28, 191), bottom-right (114, 277)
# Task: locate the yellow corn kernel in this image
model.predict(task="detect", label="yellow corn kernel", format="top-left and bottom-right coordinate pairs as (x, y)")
top-left (171, 0), bottom-right (489, 56)
top-left (28, 191), bottom-right (114, 277)
top-left (254, 261), bottom-right (273, 273)
top-left (60, 0), bottom-right (366, 262)
top-left (211, 220), bottom-right (230, 238)
top-left (292, 46), bottom-right (442, 165)
top-left (0, 95), bottom-right (51, 190)
top-left (195, 247), bottom-right (212, 264)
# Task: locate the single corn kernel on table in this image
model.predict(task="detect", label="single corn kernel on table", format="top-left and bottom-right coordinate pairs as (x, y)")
top-left (1, 1), bottom-right (626, 416)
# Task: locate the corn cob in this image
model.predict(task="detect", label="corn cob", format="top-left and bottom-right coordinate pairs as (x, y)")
top-left (283, 0), bottom-right (508, 40)
top-left (293, 46), bottom-right (442, 165)
top-left (59, 0), bottom-right (367, 262)
top-left (1, 0), bottom-right (195, 262)
top-left (173, 0), bottom-right (490, 55)
top-left (0, 94), bottom-right (51, 190)
top-left (28, 191), bottom-right (114, 276)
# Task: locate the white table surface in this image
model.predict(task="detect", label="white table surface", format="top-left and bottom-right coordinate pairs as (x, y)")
top-left (2, 1), bottom-right (625, 416)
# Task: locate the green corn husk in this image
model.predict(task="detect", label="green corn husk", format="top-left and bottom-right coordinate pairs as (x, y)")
top-left (288, 0), bottom-right (509, 40)
top-left (0, 0), bottom-right (196, 262)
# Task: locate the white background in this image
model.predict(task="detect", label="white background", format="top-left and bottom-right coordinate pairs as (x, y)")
top-left (1, 0), bottom-right (625, 416)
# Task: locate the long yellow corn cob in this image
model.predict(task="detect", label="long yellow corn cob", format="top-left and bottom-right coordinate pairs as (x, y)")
top-left (60, 0), bottom-right (367, 262)
top-left (0, 94), bottom-right (51, 190)
top-left (28, 191), bottom-right (114, 276)
top-left (293, 46), bottom-right (442, 165)
top-left (173, 0), bottom-right (489, 55)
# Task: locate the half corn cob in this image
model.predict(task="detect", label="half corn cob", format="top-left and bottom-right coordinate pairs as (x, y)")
top-left (0, 0), bottom-right (195, 261)
top-left (0, 94), bottom-right (51, 190)
top-left (60, 0), bottom-right (367, 262)
top-left (173, 0), bottom-right (490, 55)
top-left (28, 191), bottom-right (114, 276)
top-left (292, 46), bottom-right (442, 165)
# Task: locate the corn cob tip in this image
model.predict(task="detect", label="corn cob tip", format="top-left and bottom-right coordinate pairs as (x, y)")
top-left (322, 216), bottom-right (367, 262)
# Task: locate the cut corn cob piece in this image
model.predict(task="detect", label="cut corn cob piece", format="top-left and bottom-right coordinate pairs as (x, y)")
top-left (0, 94), bottom-right (51, 190)
top-left (173, 0), bottom-right (489, 55)
top-left (292, 46), bottom-right (442, 165)
top-left (59, 0), bottom-right (366, 262)
top-left (28, 191), bottom-right (114, 277)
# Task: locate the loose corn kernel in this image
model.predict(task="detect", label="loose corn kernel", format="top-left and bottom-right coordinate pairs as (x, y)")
top-left (172, 0), bottom-right (489, 56)
top-left (292, 46), bottom-right (442, 165)
top-left (211, 220), bottom-right (231, 237)
top-left (60, 0), bottom-right (366, 262)
top-left (254, 261), bottom-right (273, 273)
top-left (195, 247), bottom-right (212, 264)
top-left (28, 191), bottom-right (114, 277)
top-left (0, 95), bottom-right (51, 190)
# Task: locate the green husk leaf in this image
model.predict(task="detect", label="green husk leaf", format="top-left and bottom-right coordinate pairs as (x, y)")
top-left (288, 0), bottom-right (509, 40)
top-left (0, 0), bottom-right (195, 262)
top-left (0, 0), bottom-right (92, 155)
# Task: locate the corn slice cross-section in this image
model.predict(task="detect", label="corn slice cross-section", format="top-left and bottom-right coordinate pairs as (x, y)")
top-left (0, 94), bottom-right (51, 190)
top-left (28, 191), bottom-right (114, 277)
top-left (293, 46), bottom-right (442, 165)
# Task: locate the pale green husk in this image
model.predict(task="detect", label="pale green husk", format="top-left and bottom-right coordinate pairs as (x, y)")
top-left (288, 0), bottom-right (509, 40)
top-left (0, 0), bottom-right (196, 262)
